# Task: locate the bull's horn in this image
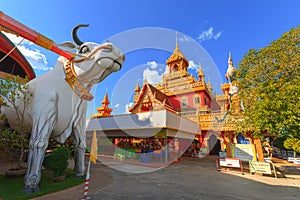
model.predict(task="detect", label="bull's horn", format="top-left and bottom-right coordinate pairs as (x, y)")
top-left (72, 24), bottom-right (89, 46)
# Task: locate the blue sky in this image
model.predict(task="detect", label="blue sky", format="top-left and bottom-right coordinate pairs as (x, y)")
top-left (1, 0), bottom-right (300, 116)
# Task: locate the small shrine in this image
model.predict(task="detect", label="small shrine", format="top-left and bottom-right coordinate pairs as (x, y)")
top-left (91, 92), bottom-right (112, 118)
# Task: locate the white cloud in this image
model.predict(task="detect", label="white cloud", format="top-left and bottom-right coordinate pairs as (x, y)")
top-left (114, 104), bottom-right (120, 108)
top-left (147, 61), bottom-right (158, 69)
top-left (3, 32), bottom-right (52, 71)
top-left (214, 31), bottom-right (222, 40)
top-left (188, 60), bottom-right (200, 71)
top-left (143, 64), bottom-right (168, 85)
top-left (197, 27), bottom-right (222, 42)
top-left (125, 102), bottom-right (134, 114)
top-left (203, 20), bottom-right (210, 24)
top-left (143, 68), bottom-right (162, 84)
top-left (179, 35), bottom-right (192, 42)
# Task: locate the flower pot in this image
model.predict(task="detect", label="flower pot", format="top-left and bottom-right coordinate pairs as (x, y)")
top-left (5, 168), bottom-right (26, 178)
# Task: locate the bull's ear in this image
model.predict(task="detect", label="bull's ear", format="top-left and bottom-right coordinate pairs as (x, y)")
top-left (57, 41), bottom-right (77, 50)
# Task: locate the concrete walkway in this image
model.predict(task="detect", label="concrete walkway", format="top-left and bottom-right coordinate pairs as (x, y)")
top-left (92, 156), bottom-right (300, 200)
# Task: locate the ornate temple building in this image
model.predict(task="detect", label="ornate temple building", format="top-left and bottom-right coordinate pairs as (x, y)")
top-left (90, 38), bottom-right (264, 161)
top-left (126, 39), bottom-right (240, 156)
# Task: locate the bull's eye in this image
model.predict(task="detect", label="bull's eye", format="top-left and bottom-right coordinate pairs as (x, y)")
top-left (79, 46), bottom-right (90, 54)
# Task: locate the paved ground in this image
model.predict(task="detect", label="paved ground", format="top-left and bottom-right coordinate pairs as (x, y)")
top-left (1, 156), bottom-right (300, 200)
top-left (90, 156), bottom-right (300, 200)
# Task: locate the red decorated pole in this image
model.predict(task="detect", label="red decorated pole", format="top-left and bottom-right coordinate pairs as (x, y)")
top-left (82, 160), bottom-right (91, 200)
top-left (0, 11), bottom-right (74, 60)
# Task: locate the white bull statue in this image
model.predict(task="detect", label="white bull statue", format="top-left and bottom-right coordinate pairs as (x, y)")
top-left (1, 24), bottom-right (124, 194)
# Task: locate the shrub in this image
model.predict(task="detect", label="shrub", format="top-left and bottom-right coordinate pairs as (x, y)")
top-left (43, 146), bottom-right (71, 177)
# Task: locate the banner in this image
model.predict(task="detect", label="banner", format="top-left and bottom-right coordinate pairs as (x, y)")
top-left (90, 130), bottom-right (98, 164)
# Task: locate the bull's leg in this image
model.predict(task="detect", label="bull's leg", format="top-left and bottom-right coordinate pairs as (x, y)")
top-left (73, 123), bottom-right (87, 178)
top-left (23, 95), bottom-right (57, 194)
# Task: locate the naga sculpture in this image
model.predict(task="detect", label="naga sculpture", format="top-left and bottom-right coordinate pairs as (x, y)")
top-left (1, 23), bottom-right (124, 193)
top-left (215, 52), bottom-right (244, 122)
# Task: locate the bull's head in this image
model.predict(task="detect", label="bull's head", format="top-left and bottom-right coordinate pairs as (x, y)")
top-left (60, 24), bottom-right (124, 83)
top-left (59, 24), bottom-right (125, 101)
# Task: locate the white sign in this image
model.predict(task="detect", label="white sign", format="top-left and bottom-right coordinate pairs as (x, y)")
top-left (249, 161), bottom-right (272, 174)
top-left (233, 144), bottom-right (256, 161)
top-left (219, 158), bottom-right (241, 168)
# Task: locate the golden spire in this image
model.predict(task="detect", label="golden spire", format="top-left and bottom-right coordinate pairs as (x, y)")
top-left (198, 67), bottom-right (204, 77)
top-left (207, 78), bottom-right (213, 92)
top-left (198, 66), bottom-right (205, 83)
top-left (134, 82), bottom-right (141, 92)
top-left (102, 91), bottom-right (110, 105)
top-left (166, 32), bottom-right (189, 72)
top-left (175, 32), bottom-right (179, 50)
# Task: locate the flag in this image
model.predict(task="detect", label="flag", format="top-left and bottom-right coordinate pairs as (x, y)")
top-left (90, 130), bottom-right (98, 164)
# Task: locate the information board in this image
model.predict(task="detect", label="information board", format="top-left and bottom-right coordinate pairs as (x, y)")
top-left (232, 144), bottom-right (257, 161)
top-left (249, 161), bottom-right (272, 174)
top-left (219, 158), bottom-right (241, 168)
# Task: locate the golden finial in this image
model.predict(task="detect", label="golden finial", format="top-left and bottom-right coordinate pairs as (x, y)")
top-left (175, 32), bottom-right (179, 50)
top-left (135, 81), bottom-right (140, 92)
top-left (198, 67), bottom-right (204, 76)
top-left (102, 90), bottom-right (110, 104)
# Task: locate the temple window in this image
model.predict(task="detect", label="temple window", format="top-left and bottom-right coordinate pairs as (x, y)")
top-left (172, 64), bottom-right (178, 72)
top-left (181, 96), bottom-right (188, 107)
top-left (194, 94), bottom-right (201, 105)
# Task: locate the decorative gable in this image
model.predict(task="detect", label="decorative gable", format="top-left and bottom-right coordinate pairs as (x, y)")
top-left (128, 82), bottom-right (176, 113)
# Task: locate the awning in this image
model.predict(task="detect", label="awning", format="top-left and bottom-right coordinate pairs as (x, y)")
top-left (86, 110), bottom-right (201, 139)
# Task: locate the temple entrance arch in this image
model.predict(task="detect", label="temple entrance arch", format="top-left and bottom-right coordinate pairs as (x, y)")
top-left (204, 131), bottom-right (221, 155)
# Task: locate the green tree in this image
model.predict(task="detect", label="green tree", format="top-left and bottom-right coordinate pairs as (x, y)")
top-left (235, 25), bottom-right (300, 139)
top-left (283, 137), bottom-right (300, 158)
top-left (0, 76), bottom-right (33, 168)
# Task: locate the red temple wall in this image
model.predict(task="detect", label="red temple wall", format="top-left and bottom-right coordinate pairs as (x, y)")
top-left (168, 90), bottom-right (212, 110)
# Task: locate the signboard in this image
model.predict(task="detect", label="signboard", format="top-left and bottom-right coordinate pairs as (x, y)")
top-left (249, 161), bottom-right (272, 174)
top-left (219, 158), bottom-right (241, 168)
top-left (232, 144), bottom-right (257, 161)
top-left (219, 150), bottom-right (227, 158)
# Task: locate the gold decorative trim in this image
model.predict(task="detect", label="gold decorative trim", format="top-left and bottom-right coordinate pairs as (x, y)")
top-left (64, 60), bottom-right (94, 101)
top-left (0, 11), bottom-right (3, 19)
top-left (35, 33), bottom-right (54, 50)
top-left (0, 25), bottom-right (19, 36)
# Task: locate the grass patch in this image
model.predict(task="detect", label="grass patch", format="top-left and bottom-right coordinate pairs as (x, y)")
top-left (0, 168), bottom-right (85, 200)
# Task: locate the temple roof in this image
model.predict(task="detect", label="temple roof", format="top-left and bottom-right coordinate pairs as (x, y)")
top-left (166, 36), bottom-right (188, 66)
top-left (129, 82), bottom-right (176, 113)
